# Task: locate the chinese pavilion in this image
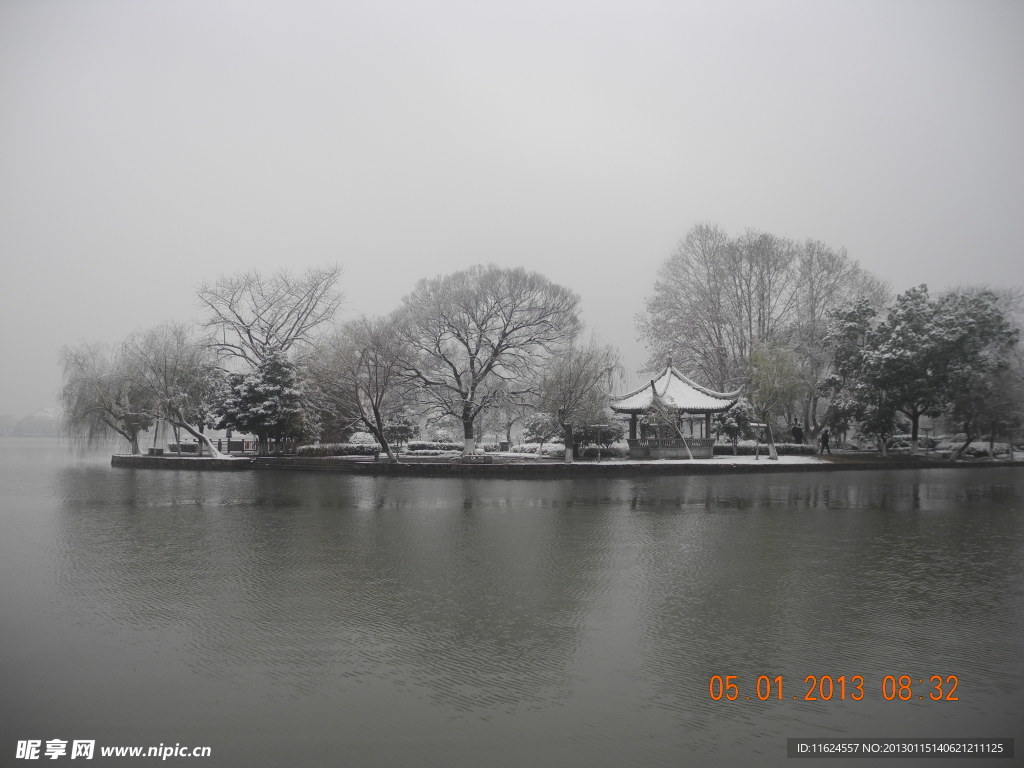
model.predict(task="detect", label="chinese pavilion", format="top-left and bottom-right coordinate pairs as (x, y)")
top-left (611, 363), bottom-right (740, 459)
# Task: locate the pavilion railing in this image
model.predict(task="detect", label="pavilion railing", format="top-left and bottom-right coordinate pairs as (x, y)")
top-left (627, 437), bottom-right (715, 459)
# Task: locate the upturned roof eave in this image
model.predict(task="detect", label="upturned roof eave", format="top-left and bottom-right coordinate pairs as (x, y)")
top-left (609, 365), bottom-right (742, 413)
top-left (610, 399), bottom-right (738, 415)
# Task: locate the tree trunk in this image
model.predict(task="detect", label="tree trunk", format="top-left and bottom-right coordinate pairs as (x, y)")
top-left (953, 421), bottom-right (974, 460)
top-left (562, 423), bottom-right (574, 464)
top-left (989, 420), bottom-right (996, 461)
top-left (909, 412), bottom-right (920, 456)
top-left (462, 404), bottom-right (476, 456)
top-left (765, 417), bottom-right (778, 460)
top-left (669, 419), bottom-right (694, 460)
top-left (175, 421), bottom-right (224, 458)
top-left (366, 406), bottom-right (399, 464)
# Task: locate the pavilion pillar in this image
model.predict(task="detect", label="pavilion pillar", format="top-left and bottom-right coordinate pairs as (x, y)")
top-left (705, 413), bottom-right (711, 439)
top-left (629, 414), bottom-right (637, 440)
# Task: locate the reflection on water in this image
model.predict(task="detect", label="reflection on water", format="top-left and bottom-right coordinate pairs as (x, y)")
top-left (1, 439), bottom-right (1021, 767)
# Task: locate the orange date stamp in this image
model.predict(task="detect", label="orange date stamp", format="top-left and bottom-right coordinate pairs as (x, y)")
top-left (708, 674), bottom-right (960, 702)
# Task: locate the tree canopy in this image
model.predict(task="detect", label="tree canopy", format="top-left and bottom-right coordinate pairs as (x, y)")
top-left (212, 349), bottom-right (315, 455)
top-left (398, 264), bottom-right (581, 453)
top-left (59, 342), bottom-right (156, 454)
top-left (125, 322), bottom-right (224, 457)
top-left (639, 222), bottom-right (887, 433)
top-left (197, 265), bottom-right (343, 366)
top-left (824, 286), bottom-right (1019, 454)
top-left (307, 315), bottom-right (411, 462)
top-left (535, 337), bottom-right (620, 463)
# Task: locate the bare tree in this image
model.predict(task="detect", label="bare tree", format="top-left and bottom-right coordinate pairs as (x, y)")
top-left (59, 341), bottom-right (156, 454)
top-left (536, 337), bottom-right (620, 463)
top-left (638, 222), bottom-right (736, 389)
top-left (197, 265), bottom-right (343, 367)
top-left (640, 225), bottom-right (797, 390)
top-left (126, 322), bottom-right (224, 457)
top-left (306, 315), bottom-right (411, 463)
top-left (792, 240), bottom-right (889, 435)
top-left (399, 265), bottom-right (581, 455)
top-left (640, 223), bottom-right (887, 434)
top-left (477, 382), bottom-right (535, 447)
top-left (722, 229), bottom-right (799, 360)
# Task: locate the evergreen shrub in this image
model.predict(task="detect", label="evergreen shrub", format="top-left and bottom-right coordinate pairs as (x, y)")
top-left (406, 440), bottom-right (464, 452)
top-left (516, 442), bottom-right (566, 458)
top-left (296, 443), bottom-right (379, 456)
top-left (712, 441), bottom-right (817, 456)
top-left (579, 445), bottom-right (628, 459)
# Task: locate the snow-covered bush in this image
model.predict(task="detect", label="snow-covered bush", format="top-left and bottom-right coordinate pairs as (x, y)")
top-left (297, 443), bottom-right (379, 456)
top-left (579, 444), bottom-right (628, 459)
top-left (712, 441), bottom-right (817, 456)
top-left (887, 434), bottom-right (938, 450)
top-left (348, 431), bottom-right (380, 445)
top-left (407, 440), bottom-right (464, 452)
top-left (428, 428), bottom-right (458, 444)
top-left (958, 441), bottom-right (1009, 458)
top-left (516, 442), bottom-right (566, 458)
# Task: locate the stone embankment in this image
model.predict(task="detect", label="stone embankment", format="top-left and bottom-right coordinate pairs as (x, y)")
top-left (111, 453), bottom-right (1024, 478)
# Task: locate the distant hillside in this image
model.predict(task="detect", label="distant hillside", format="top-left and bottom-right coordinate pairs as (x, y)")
top-left (7, 407), bottom-right (61, 438)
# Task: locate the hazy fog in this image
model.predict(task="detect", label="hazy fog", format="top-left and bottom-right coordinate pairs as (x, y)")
top-left (2, 0), bottom-right (1022, 416)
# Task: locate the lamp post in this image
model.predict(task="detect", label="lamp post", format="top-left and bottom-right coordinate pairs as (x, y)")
top-left (590, 424), bottom-right (609, 462)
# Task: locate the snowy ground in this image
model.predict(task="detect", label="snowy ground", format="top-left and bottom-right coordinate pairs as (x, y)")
top-left (499, 452), bottom-right (827, 465)
top-left (645, 454), bottom-right (827, 465)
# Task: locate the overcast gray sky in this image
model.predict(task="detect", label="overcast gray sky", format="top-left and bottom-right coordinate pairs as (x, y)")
top-left (1, 0), bottom-right (1022, 416)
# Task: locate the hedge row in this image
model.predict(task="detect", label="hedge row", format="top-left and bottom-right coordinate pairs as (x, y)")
top-left (406, 440), bottom-right (464, 452)
top-left (713, 441), bottom-right (818, 456)
top-left (933, 441), bottom-right (1012, 457)
top-left (578, 445), bottom-right (628, 459)
top-left (514, 442), bottom-right (567, 457)
top-left (296, 443), bottom-right (379, 456)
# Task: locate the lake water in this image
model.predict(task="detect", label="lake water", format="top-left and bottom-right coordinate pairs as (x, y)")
top-left (1, 438), bottom-right (1021, 766)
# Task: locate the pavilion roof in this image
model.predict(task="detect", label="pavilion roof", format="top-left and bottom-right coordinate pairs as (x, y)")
top-left (611, 365), bottom-right (741, 414)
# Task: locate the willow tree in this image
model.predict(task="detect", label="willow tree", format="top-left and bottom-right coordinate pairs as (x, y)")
top-left (59, 341), bottom-right (155, 454)
top-left (126, 322), bottom-right (224, 457)
top-left (747, 344), bottom-right (802, 460)
top-left (399, 265), bottom-right (580, 455)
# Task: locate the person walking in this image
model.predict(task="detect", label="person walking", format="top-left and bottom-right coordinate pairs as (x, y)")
top-left (792, 419), bottom-right (804, 444)
top-left (819, 427), bottom-right (831, 455)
